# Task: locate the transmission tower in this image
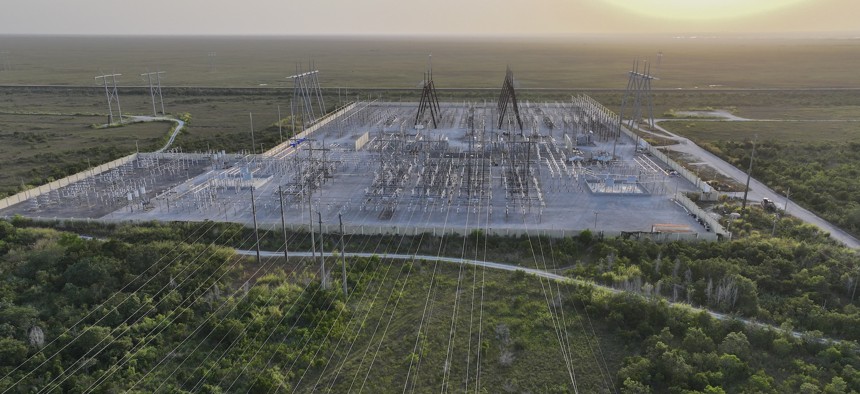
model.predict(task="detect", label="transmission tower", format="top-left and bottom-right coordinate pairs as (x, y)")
top-left (619, 59), bottom-right (657, 131)
top-left (141, 70), bottom-right (166, 116)
top-left (95, 73), bottom-right (123, 125)
top-left (497, 66), bottom-right (523, 132)
top-left (288, 62), bottom-right (326, 129)
top-left (415, 54), bottom-right (441, 128)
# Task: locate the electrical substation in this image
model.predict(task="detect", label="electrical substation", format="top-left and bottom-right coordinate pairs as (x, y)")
top-left (0, 63), bottom-right (721, 239)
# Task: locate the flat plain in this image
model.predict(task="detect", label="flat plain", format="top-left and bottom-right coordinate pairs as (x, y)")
top-left (1, 35), bottom-right (859, 204)
top-left (2, 35), bottom-right (860, 88)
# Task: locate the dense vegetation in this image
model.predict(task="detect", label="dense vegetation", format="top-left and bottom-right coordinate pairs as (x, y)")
top-left (0, 220), bottom-right (620, 392)
top-left (2, 212), bottom-right (860, 392)
top-left (19, 199), bottom-right (860, 343)
top-left (704, 140), bottom-right (860, 238)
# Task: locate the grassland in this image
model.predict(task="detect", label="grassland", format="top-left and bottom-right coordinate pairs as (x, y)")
top-left (3, 87), bottom-right (860, 199)
top-left (659, 115), bottom-right (860, 237)
top-left (5, 218), bottom-right (860, 392)
top-left (659, 120), bottom-right (860, 143)
top-left (0, 112), bottom-right (171, 196)
top-left (1, 35), bottom-right (860, 89)
top-left (2, 35), bottom-right (860, 239)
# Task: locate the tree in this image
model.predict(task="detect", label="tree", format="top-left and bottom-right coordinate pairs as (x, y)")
top-left (824, 376), bottom-right (847, 394)
top-left (719, 354), bottom-right (749, 382)
top-left (618, 356), bottom-right (652, 385)
top-left (621, 378), bottom-right (652, 394)
top-left (0, 337), bottom-right (28, 366)
top-left (683, 328), bottom-right (716, 353)
top-left (743, 370), bottom-right (777, 394)
top-left (719, 332), bottom-right (751, 360)
top-left (649, 342), bottom-right (692, 388)
top-left (799, 382), bottom-right (821, 394)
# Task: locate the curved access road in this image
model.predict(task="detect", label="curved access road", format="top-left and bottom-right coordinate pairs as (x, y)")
top-left (237, 249), bottom-right (848, 346)
top-left (126, 115), bottom-right (186, 153)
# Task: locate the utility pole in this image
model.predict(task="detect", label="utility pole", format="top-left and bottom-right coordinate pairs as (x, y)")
top-left (784, 187), bottom-right (791, 215)
top-left (249, 112), bottom-right (256, 155)
top-left (339, 213), bottom-right (347, 297)
top-left (290, 99), bottom-right (296, 137)
top-left (612, 118), bottom-right (620, 159)
top-left (277, 104), bottom-right (283, 143)
top-left (309, 188), bottom-right (316, 272)
top-left (279, 185), bottom-right (289, 262)
top-left (741, 136), bottom-right (757, 214)
top-left (251, 187), bottom-right (261, 265)
top-left (95, 73), bottom-right (123, 125)
top-left (318, 212), bottom-right (327, 290)
top-left (141, 70), bottom-right (166, 116)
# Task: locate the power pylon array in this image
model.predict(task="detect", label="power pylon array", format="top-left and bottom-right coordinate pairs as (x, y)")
top-left (415, 55), bottom-right (441, 128)
top-left (619, 59), bottom-right (656, 131)
top-left (95, 73), bottom-right (123, 125)
top-left (141, 71), bottom-right (166, 116)
top-left (289, 63), bottom-right (326, 129)
top-left (497, 66), bottom-right (524, 132)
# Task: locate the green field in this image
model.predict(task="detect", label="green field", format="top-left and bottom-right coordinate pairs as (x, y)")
top-left (2, 35), bottom-right (860, 239)
top-left (0, 112), bottom-right (171, 196)
top-left (660, 120), bottom-right (860, 143)
top-left (1, 35), bottom-right (860, 89)
top-left (3, 219), bottom-right (860, 392)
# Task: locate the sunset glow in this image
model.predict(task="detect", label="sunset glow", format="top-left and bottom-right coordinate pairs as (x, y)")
top-left (600, 0), bottom-right (809, 21)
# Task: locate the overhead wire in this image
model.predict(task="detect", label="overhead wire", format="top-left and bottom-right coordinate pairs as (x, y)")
top-left (35, 221), bottom-right (248, 393)
top-left (76, 224), bottom-right (266, 393)
top-left (255, 203), bottom-right (391, 393)
top-left (245, 205), bottom-right (386, 393)
top-left (286, 200), bottom-right (424, 392)
top-left (0, 219), bottom-right (223, 392)
top-left (136, 207), bottom-right (315, 392)
top-left (439, 196), bottom-right (473, 393)
top-left (545, 233), bottom-right (617, 393)
top-left (400, 190), bottom-right (456, 393)
top-left (196, 208), bottom-right (356, 392)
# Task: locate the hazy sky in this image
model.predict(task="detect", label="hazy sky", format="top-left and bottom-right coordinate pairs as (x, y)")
top-left (0, 0), bottom-right (856, 36)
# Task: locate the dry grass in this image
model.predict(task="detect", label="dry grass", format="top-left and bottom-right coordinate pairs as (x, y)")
top-left (1, 35), bottom-right (859, 196)
top-left (0, 111), bottom-right (171, 195)
top-left (659, 120), bottom-right (860, 143)
top-left (1, 36), bottom-right (859, 89)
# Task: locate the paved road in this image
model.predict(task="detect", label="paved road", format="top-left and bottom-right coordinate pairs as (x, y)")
top-left (237, 249), bottom-right (846, 346)
top-left (127, 116), bottom-right (185, 153)
top-left (652, 118), bottom-right (860, 249)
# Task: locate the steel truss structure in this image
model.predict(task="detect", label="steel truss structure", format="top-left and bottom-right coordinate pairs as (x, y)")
top-left (497, 67), bottom-right (524, 132)
top-left (95, 73), bottom-right (123, 125)
top-left (289, 63), bottom-right (326, 129)
top-left (620, 59), bottom-right (656, 131)
top-left (141, 71), bottom-right (166, 116)
top-left (415, 57), bottom-right (442, 129)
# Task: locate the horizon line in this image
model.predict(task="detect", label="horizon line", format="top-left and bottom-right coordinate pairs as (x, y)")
top-left (2, 31), bottom-right (860, 40)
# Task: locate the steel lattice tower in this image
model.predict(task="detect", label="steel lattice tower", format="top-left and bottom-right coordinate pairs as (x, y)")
top-left (141, 71), bottom-right (166, 116)
top-left (95, 73), bottom-right (123, 125)
top-left (497, 66), bottom-right (524, 132)
top-left (415, 55), bottom-right (441, 128)
top-left (289, 62), bottom-right (326, 129)
top-left (619, 59), bottom-right (656, 131)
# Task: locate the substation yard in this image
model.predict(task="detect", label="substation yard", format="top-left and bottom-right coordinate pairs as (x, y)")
top-left (1, 98), bottom-right (707, 236)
